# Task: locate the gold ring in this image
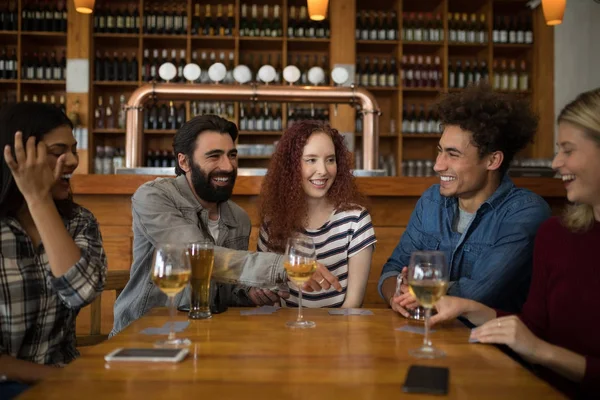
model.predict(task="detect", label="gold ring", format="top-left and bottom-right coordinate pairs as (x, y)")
top-left (318, 278), bottom-right (325, 284)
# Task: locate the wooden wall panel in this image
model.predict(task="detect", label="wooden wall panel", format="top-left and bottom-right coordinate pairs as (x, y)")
top-left (328, 0), bottom-right (356, 134)
top-left (531, 5), bottom-right (556, 159)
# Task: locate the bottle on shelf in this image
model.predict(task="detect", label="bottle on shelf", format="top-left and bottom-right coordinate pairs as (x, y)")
top-left (0, 1), bottom-right (18, 31)
top-left (402, 54), bottom-right (442, 88)
top-left (448, 59), bottom-right (488, 89)
top-left (143, 1), bottom-right (186, 35)
top-left (0, 48), bottom-right (17, 80)
top-left (21, 0), bottom-right (67, 32)
top-left (94, 96), bottom-right (105, 129)
top-left (21, 51), bottom-right (64, 81)
top-left (518, 60), bottom-right (529, 91)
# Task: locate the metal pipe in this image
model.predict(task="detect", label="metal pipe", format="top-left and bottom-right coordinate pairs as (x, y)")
top-left (125, 83), bottom-right (380, 169)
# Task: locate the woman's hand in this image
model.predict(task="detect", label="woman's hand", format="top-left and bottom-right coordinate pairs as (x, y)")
top-left (3, 131), bottom-right (65, 204)
top-left (429, 296), bottom-right (471, 326)
top-left (470, 315), bottom-right (545, 362)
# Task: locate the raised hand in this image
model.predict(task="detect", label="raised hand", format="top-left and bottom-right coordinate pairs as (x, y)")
top-left (3, 131), bottom-right (65, 204)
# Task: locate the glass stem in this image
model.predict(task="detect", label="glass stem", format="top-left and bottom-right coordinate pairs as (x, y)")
top-left (168, 295), bottom-right (176, 341)
top-left (297, 285), bottom-right (304, 322)
top-left (423, 307), bottom-right (432, 348)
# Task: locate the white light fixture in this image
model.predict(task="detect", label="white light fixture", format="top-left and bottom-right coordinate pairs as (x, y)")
top-left (307, 66), bottom-right (325, 85)
top-left (233, 65), bottom-right (252, 84)
top-left (158, 63), bottom-right (177, 82)
top-left (282, 65), bottom-right (301, 84)
top-left (257, 65), bottom-right (277, 84)
top-left (331, 66), bottom-right (349, 85)
top-left (183, 63), bottom-right (201, 82)
top-left (307, 0), bottom-right (328, 21)
top-left (208, 63), bottom-right (227, 83)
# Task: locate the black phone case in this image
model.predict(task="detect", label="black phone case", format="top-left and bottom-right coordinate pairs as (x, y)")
top-left (402, 365), bottom-right (449, 395)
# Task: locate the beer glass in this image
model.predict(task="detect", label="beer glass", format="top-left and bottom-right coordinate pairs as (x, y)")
top-left (284, 234), bottom-right (317, 329)
top-left (151, 243), bottom-right (191, 348)
top-left (407, 251), bottom-right (449, 359)
top-left (188, 241), bottom-right (215, 320)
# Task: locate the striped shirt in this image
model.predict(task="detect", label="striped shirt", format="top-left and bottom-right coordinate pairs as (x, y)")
top-left (0, 205), bottom-right (107, 366)
top-left (258, 207), bottom-right (376, 308)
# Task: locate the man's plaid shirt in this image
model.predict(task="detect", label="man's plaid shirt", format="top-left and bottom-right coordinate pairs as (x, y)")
top-left (0, 205), bottom-right (107, 366)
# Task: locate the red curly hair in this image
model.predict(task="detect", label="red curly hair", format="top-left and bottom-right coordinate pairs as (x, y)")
top-left (258, 120), bottom-right (367, 253)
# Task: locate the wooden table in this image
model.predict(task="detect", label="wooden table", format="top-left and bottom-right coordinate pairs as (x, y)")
top-left (21, 308), bottom-right (565, 399)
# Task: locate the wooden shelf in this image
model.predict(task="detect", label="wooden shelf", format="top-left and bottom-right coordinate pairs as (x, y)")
top-left (365, 86), bottom-right (398, 92)
top-left (0, 31), bottom-right (18, 36)
top-left (402, 133), bottom-right (442, 139)
top-left (448, 42), bottom-right (488, 47)
top-left (192, 35), bottom-right (235, 40)
top-left (94, 33), bottom-right (140, 38)
top-left (21, 80), bottom-right (66, 85)
top-left (239, 37), bottom-right (283, 42)
top-left (94, 81), bottom-right (140, 86)
top-left (239, 130), bottom-right (283, 135)
top-left (403, 41), bottom-right (443, 46)
top-left (20, 31), bottom-right (67, 37)
top-left (493, 43), bottom-right (533, 48)
top-left (403, 87), bottom-right (442, 93)
top-left (287, 38), bottom-right (330, 42)
top-left (94, 129), bottom-right (125, 134)
top-left (143, 34), bottom-right (187, 39)
top-left (0, 79), bottom-right (18, 84)
top-left (356, 40), bottom-right (399, 45)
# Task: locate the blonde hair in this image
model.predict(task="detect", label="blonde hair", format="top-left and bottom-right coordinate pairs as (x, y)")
top-left (557, 88), bottom-right (600, 232)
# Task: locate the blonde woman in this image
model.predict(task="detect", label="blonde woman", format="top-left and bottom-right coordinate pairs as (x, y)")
top-left (429, 88), bottom-right (600, 399)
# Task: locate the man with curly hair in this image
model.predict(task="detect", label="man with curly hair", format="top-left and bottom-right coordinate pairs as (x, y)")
top-left (379, 83), bottom-right (551, 316)
top-left (112, 115), bottom-right (340, 335)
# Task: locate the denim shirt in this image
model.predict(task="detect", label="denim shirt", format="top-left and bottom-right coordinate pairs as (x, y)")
top-left (378, 175), bottom-right (551, 312)
top-left (111, 175), bottom-right (286, 336)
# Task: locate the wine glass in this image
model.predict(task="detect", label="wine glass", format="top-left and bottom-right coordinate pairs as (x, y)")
top-left (284, 234), bottom-right (317, 329)
top-left (407, 251), bottom-right (449, 359)
top-left (151, 243), bottom-right (192, 348)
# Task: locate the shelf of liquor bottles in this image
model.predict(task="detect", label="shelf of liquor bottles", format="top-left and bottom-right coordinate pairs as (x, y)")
top-left (85, 0), bottom-right (549, 175)
top-left (0, 0), bottom-right (68, 108)
top-left (89, 0), bottom-right (333, 170)
top-left (350, 0), bottom-right (541, 175)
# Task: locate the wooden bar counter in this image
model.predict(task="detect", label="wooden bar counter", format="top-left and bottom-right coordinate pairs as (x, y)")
top-left (70, 175), bottom-right (567, 335)
top-left (21, 308), bottom-right (564, 400)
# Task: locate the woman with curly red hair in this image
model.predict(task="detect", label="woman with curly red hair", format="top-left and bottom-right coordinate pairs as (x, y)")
top-left (257, 120), bottom-right (376, 308)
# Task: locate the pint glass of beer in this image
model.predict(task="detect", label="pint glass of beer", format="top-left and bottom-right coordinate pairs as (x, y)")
top-left (188, 241), bottom-right (214, 319)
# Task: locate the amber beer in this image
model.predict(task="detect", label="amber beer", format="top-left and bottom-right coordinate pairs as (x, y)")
top-left (188, 241), bottom-right (214, 319)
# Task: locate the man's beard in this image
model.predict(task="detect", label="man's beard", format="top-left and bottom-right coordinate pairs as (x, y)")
top-left (190, 162), bottom-right (237, 203)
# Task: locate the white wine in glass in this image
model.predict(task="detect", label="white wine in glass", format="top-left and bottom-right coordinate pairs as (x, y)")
top-left (151, 243), bottom-right (192, 348)
top-left (284, 234), bottom-right (317, 329)
top-left (407, 251), bottom-right (449, 359)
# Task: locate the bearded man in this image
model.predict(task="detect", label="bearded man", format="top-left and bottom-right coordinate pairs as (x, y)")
top-left (112, 115), bottom-right (340, 335)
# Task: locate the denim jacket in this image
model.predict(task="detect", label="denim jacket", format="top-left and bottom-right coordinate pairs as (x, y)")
top-left (379, 175), bottom-right (551, 312)
top-left (111, 175), bottom-right (286, 336)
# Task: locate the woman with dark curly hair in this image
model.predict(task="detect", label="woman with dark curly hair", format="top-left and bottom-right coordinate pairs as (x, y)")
top-left (257, 120), bottom-right (376, 308)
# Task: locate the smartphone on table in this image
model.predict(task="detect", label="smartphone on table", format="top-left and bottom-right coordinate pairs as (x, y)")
top-left (104, 348), bottom-right (189, 363)
top-left (402, 365), bottom-right (449, 395)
